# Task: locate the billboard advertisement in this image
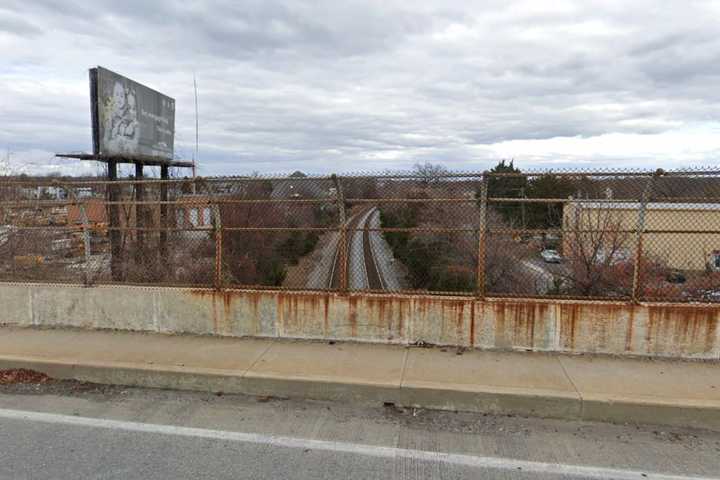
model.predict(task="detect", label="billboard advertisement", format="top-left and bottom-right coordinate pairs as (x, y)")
top-left (90, 66), bottom-right (175, 161)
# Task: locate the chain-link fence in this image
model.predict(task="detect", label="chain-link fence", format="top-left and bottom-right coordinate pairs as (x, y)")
top-left (0, 168), bottom-right (718, 302)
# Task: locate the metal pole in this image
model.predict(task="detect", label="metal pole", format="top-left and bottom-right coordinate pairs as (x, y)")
top-left (631, 170), bottom-right (660, 302)
top-left (332, 174), bottom-right (348, 292)
top-left (134, 163), bottom-right (144, 267)
top-left (193, 73), bottom-right (199, 180)
top-left (107, 160), bottom-right (122, 281)
top-left (214, 203), bottom-right (222, 290)
top-left (476, 172), bottom-right (489, 298)
top-left (159, 165), bottom-right (169, 267)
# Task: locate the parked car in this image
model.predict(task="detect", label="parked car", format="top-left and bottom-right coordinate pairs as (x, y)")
top-left (666, 270), bottom-right (686, 284)
top-left (541, 249), bottom-right (562, 263)
top-left (697, 289), bottom-right (720, 302)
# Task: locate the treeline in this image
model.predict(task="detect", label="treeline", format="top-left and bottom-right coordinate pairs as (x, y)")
top-left (483, 160), bottom-right (578, 229)
top-left (220, 178), bottom-right (332, 287)
top-left (377, 160), bottom-right (587, 294)
top-left (381, 208), bottom-right (475, 292)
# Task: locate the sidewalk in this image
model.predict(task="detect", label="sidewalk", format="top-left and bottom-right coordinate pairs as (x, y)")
top-left (0, 326), bottom-right (718, 430)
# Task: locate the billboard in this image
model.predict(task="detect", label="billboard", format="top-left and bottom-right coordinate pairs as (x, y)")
top-left (90, 66), bottom-right (175, 161)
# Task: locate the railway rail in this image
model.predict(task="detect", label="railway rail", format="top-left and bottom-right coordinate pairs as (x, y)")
top-left (327, 207), bottom-right (385, 290)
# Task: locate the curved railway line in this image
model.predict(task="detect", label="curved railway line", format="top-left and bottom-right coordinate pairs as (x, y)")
top-left (327, 206), bottom-right (385, 290)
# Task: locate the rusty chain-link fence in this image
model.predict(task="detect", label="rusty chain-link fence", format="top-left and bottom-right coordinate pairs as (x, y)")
top-left (0, 168), bottom-right (718, 302)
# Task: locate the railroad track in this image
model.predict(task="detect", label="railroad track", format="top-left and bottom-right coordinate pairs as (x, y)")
top-left (327, 207), bottom-right (385, 290)
top-left (362, 208), bottom-right (385, 290)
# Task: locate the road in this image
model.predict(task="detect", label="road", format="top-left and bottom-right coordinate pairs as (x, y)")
top-left (0, 382), bottom-right (718, 479)
top-left (521, 256), bottom-right (569, 294)
top-left (521, 258), bottom-right (557, 294)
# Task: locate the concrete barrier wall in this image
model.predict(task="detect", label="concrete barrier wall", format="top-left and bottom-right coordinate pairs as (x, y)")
top-left (0, 283), bottom-right (718, 360)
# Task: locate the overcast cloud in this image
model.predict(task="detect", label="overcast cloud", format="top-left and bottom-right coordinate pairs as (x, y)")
top-left (1, 0), bottom-right (719, 176)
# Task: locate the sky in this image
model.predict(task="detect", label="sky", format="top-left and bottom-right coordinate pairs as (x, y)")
top-left (1, 0), bottom-right (719, 176)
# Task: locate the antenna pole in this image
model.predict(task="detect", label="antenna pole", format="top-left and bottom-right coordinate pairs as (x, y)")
top-left (193, 73), bottom-right (199, 179)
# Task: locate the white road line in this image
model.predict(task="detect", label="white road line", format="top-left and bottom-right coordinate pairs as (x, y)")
top-left (0, 408), bottom-right (714, 480)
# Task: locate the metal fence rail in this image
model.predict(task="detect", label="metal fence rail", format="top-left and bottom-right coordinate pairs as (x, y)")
top-left (0, 168), bottom-right (718, 303)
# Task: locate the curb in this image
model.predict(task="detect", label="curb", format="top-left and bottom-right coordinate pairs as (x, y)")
top-left (1, 355), bottom-right (718, 431)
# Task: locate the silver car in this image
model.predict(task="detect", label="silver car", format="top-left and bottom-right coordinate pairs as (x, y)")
top-left (541, 249), bottom-right (562, 263)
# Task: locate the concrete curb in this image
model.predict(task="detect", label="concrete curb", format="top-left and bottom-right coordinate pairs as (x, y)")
top-left (581, 397), bottom-right (720, 431)
top-left (3, 354), bottom-right (718, 431)
top-left (396, 385), bottom-right (582, 420)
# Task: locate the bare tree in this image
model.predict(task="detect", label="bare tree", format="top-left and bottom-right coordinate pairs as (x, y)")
top-left (413, 162), bottom-right (448, 185)
top-left (560, 204), bottom-right (634, 296)
top-left (482, 210), bottom-right (537, 295)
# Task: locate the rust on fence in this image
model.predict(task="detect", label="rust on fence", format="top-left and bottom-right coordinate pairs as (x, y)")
top-left (0, 168), bottom-right (718, 304)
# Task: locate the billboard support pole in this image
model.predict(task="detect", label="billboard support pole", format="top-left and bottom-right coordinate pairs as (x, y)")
top-left (78, 67), bottom-right (192, 282)
top-left (160, 165), bottom-right (169, 265)
top-left (107, 160), bottom-right (122, 281)
top-left (134, 163), bottom-right (144, 268)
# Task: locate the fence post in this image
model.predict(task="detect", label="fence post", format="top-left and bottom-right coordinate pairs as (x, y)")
top-left (331, 174), bottom-right (348, 292)
top-left (631, 169), bottom-right (660, 302)
top-left (214, 203), bottom-right (223, 290)
top-left (476, 172), bottom-right (489, 298)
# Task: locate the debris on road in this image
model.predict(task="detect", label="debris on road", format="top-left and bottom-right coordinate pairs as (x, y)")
top-left (0, 369), bottom-right (52, 385)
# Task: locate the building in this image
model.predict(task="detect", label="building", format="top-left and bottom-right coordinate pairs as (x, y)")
top-left (67, 195), bottom-right (216, 235)
top-left (173, 195), bottom-right (215, 230)
top-left (563, 201), bottom-right (720, 271)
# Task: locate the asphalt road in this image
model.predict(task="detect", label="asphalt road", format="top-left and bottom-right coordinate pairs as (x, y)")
top-left (0, 382), bottom-right (718, 479)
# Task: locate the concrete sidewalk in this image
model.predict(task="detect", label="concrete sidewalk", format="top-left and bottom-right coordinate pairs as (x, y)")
top-left (0, 326), bottom-right (718, 430)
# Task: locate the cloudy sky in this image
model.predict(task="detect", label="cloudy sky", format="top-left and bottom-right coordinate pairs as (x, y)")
top-left (1, 0), bottom-right (719, 176)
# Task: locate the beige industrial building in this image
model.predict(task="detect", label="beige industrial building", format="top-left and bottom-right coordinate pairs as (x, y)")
top-left (562, 201), bottom-right (720, 271)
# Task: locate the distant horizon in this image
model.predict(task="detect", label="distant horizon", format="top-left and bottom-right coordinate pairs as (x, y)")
top-left (2, 159), bottom-right (718, 180)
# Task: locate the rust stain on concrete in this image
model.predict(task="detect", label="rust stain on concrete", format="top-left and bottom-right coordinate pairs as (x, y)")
top-left (455, 301), bottom-right (466, 344)
top-left (348, 296), bottom-right (358, 337)
top-left (188, 289), bottom-right (222, 333)
top-left (284, 292), bottom-right (320, 334)
top-left (363, 296), bottom-right (391, 338)
top-left (469, 302), bottom-right (476, 347)
top-left (559, 303), bottom-right (579, 350)
top-left (493, 303), bottom-right (507, 347)
top-left (493, 302), bottom-right (541, 348)
top-left (559, 303), bottom-right (629, 352)
top-left (323, 295), bottom-right (330, 336)
top-left (625, 306), bottom-right (635, 352)
top-left (183, 289), bottom-right (717, 358)
top-left (647, 305), bottom-right (719, 355)
top-left (415, 297), bottom-right (429, 320)
top-left (397, 297), bottom-right (409, 338)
